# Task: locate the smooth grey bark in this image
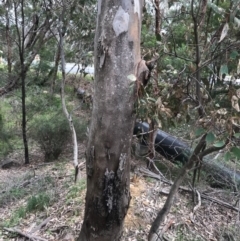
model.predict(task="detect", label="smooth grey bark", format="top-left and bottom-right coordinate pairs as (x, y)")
top-left (58, 4), bottom-right (79, 180)
top-left (78, 1), bottom-right (143, 240)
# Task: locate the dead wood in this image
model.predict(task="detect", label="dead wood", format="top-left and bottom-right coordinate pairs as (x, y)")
top-left (30, 217), bottom-right (51, 233)
top-left (3, 227), bottom-right (48, 241)
top-left (147, 134), bottom-right (231, 240)
top-left (139, 167), bottom-right (240, 212)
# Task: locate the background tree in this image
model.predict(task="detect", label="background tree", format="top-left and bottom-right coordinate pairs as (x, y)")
top-left (0, 0), bottom-right (54, 164)
top-left (0, 0), bottom-right (95, 164)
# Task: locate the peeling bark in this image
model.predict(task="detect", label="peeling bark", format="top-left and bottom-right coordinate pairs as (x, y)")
top-left (78, 1), bottom-right (143, 240)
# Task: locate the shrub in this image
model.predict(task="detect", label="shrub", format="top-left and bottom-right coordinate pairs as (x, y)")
top-left (0, 110), bottom-right (13, 158)
top-left (29, 112), bottom-right (71, 162)
top-left (73, 117), bottom-right (88, 142)
top-left (26, 193), bottom-right (51, 212)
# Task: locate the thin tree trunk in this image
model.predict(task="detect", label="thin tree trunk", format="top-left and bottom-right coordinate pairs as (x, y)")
top-left (18, 0), bottom-right (29, 164)
top-left (50, 45), bottom-right (61, 95)
top-left (21, 70), bottom-right (29, 164)
top-left (58, 7), bottom-right (79, 179)
top-left (192, 0), bottom-right (204, 118)
top-left (154, 0), bottom-right (161, 39)
top-left (5, 9), bottom-right (12, 75)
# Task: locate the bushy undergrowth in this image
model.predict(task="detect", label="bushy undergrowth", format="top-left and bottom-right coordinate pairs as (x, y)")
top-left (26, 193), bottom-right (51, 212)
top-left (28, 91), bottom-right (88, 162)
top-left (1, 81), bottom-right (89, 162)
top-left (3, 192), bottom-right (52, 227)
top-left (30, 112), bottom-right (71, 162)
top-left (0, 106), bottom-right (14, 158)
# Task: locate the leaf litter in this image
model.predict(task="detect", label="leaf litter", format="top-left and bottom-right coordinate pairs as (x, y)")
top-left (0, 150), bottom-right (240, 241)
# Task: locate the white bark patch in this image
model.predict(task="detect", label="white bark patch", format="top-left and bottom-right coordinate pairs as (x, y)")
top-left (113, 6), bottom-right (129, 37)
top-left (134, 0), bottom-right (140, 15)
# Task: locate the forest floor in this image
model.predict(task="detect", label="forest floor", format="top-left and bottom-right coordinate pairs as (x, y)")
top-left (0, 143), bottom-right (240, 241)
top-left (1, 78), bottom-right (240, 240)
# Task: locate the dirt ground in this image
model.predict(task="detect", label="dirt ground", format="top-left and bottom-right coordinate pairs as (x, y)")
top-left (0, 146), bottom-right (240, 241)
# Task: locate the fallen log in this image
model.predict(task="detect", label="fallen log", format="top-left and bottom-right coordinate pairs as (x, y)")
top-left (133, 122), bottom-right (240, 189)
top-left (133, 122), bottom-right (190, 163)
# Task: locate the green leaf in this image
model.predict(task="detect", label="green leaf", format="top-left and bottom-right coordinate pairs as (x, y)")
top-left (208, 2), bottom-right (225, 14)
top-left (224, 151), bottom-right (232, 161)
top-left (127, 74), bottom-right (137, 82)
top-left (195, 127), bottom-right (205, 137)
top-left (230, 147), bottom-right (240, 159)
top-left (147, 97), bottom-right (156, 102)
top-left (206, 132), bottom-right (215, 144)
top-left (233, 133), bottom-right (240, 138)
top-left (213, 141), bottom-right (225, 148)
top-left (230, 50), bottom-right (239, 60)
top-left (220, 65), bottom-right (228, 75)
top-left (140, 99), bottom-right (146, 104)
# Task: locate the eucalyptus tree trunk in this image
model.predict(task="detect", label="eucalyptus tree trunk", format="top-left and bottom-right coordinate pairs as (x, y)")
top-left (78, 1), bottom-right (143, 240)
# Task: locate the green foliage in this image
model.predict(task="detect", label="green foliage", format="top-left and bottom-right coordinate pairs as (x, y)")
top-left (66, 179), bottom-right (86, 201)
top-left (195, 127), bottom-right (206, 137)
top-left (0, 63), bottom-right (7, 72)
top-left (3, 193), bottom-right (51, 227)
top-left (29, 112), bottom-right (70, 162)
top-left (26, 193), bottom-right (51, 212)
top-left (26, 87), bottom-right (62, 115)
top-left (8, 188), bottom-right (26, 199)
top-left (15, 206), bottom-right (27, 219)
top-left (206, 132), bottom-right (215, 144)
top-left (6, 206), bottom-right (27, 227)
top-left (224, 151), bottom-right (233, 161)
top-left (213, 140), bottom-right (225, 148)
top-left (30, 60), bottom-right (53, 86)
top-left (27, 90), bottom-right (88, 162)
top-left (220, 64), bottom-right (229, 76)
top-left (73, 118), bottom-right (88, 142)
top-left (141, 25), bottom-right (157, 49)
top-left (230, 147), bottom-right (240, 160)
top-left (0, 105), bottom-right (14, 158)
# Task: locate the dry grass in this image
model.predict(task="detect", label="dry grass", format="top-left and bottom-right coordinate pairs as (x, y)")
top-left (0, 150), bottom-right (240, 241)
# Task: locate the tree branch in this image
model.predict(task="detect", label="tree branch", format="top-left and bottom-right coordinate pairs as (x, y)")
top-left (4, 227), bottom-right (48, 241)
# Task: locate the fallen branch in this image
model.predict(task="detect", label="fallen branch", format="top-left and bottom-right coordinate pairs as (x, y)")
top-left (146, 157), bottom-right (167, 181)
top-left (4, 227), bottom-right (48, 241)
top-left (30, 217), bottom-right (51, 233)
top-left (134, 122), bottom-right (240, 189)
top-left (139, 167), bottom-right (240, 212)
top-left (148, 132), bottom-right (231, 241)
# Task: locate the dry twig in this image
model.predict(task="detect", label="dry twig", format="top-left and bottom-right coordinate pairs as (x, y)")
top-left (4, 227), bottom-right (48, 241)
top-left (30, 217), bottom-right (51, 233)
top-left (139, 167), bottom-right (240, 212)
